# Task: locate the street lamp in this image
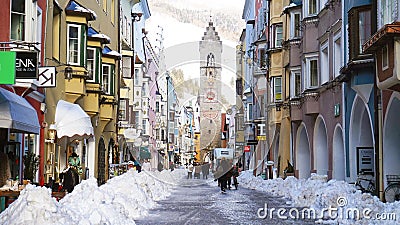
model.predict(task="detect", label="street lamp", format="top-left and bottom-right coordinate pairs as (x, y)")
top-left (166, 73), bottom-right (172, 167)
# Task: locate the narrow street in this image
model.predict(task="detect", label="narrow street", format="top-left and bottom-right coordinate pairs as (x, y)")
top-left (135, 178), bottom-right (314, 225)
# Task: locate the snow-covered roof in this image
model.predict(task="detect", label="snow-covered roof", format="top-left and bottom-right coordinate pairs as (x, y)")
top-left (102, 46), bottom-right (122, 59)
top-left (282, 2), bottom-right (300, 14)
top-left (88, 27), bottom-right (111, 44)
top-left (65, 0), bottom-right (97, 21)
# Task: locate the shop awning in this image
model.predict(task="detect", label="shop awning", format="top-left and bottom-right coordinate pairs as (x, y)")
top-left (55, 100), bottom-right (94, 139)
top-left (0, 88), bottom-right (40, 134)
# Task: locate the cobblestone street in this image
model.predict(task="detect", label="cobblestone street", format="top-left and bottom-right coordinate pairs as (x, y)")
top-left (135, 179), bottom-right (315, 225)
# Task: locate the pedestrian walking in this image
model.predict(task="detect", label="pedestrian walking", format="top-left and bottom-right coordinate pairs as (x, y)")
top-left (187, 163), bottom-right (194, 179)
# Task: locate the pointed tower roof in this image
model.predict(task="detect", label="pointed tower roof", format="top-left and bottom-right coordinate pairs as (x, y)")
top-left (201, 18), bottom-right (220, 41)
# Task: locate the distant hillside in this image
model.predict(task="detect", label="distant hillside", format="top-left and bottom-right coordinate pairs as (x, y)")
top-left (148, 0), bottom-right (244, 42)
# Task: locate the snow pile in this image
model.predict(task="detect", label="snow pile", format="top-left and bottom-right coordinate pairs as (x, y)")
top-left (0, 169), bottom-right (184, 225)
top-left (238, 171), bottom-right (400, 224)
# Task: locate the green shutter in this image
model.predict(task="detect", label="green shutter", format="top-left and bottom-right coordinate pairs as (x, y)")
top-left (80, 25), bottom-right (87, 67)
top-left (110, 64), bottom-right (115, 95)
top-left (96, 48), bottom-right (101, 83)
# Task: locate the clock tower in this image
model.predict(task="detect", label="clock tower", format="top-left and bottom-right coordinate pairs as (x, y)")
top-left (199, 20), bottom-right (222, 152)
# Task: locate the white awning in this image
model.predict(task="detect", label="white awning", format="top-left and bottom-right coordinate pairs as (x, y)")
top-left (0, 88), bottom-right (40, 134)
top-left (55, 100), bottom-right (94, 139)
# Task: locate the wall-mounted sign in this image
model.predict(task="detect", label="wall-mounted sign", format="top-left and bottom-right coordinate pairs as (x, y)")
top-left (244, 146), bottom-right (250, 152)
top-left (16, 52), bottom-right (38, 79)
top-left (357, 147), bottom-right (374, 175)
top-left (0, 52), bottom-right (16, 84)
top-left (334, 104), bottom-right (340, 117)
top-left (38, 67), bottom-right (56, 87)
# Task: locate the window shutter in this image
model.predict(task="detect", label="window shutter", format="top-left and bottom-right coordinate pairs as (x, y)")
top-left (80, 25), bottom-right (87, 67)
top-left (110, 64), bottom-right (115, 95)
top-left (95, 48), bottom-right (101, 83)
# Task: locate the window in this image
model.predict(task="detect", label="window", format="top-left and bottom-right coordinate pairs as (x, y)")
top-left (161, 105), bottom-right (165, 116)
top-left (246, 103), bottom-right (253, 121)
top-left (382, 45), bottom-right (389, 70)
top-left (67, 24), bottom-right (81, 65)
top-left (291, 11), bottom-right (301, 38)
top-left (119, 99), bottom-right (127, 120)
top-left (111, 0), bottom-right (115, 24)
top-left (258, 49), bottom-right (266, 68)
top-left (134, 68), bottom-right (140, 85)
top-left (333, 32), bottom-right (342, 78)
top-left (273, 77), bottom-right (282, 102)
top-left (133, 111), bottom-right (139, 126)
top-left (87, 48), bottom-right (96, 82)
top-left (380, 0), bottom-right (394, 27)
top-left (11, 0), bottom-right (25, 40)
top-left (142, 119), bottom-right (147, 134)
top-left (273, 24), bottom-right (283, 48)
top-left (52, 4), bottom-right (61, 60)
top-left (102, 64), bottom-right (111, 94)
top-left (349, 6), bottom-right (371, 59)
top-left (122, 56), bottom-right (131, 78)
top-left (320, 42), bottom-right (329, 84)
top-left (305, 56), bottom-right (319, 88)
top-left (291, 69), bottom-right (302, 98)
top-left (103, 0), bottom-right (107, 12)
top-left (156, 102), bottom-right (160, 112)
top-left (308, 0), bottom-right (317, 15)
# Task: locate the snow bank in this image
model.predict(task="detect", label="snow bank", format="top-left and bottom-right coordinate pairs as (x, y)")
top-left (238, 171), bottom-right (400, 224)
top-left (0, 169), bottom-right (184, 225)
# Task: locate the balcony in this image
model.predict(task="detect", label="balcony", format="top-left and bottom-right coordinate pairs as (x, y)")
top-left (303, 92), bottom-right (320, 115)
top-left (363, 23), bottom-right (400, 91)
top-left (83, 83), bottom-right (101, 117)
top-left (290, 100), bottom-right (302, 121)
top-left (64, 66), bottom-right (88, 103)
top-left (267, 104), bottom-right (282, 124)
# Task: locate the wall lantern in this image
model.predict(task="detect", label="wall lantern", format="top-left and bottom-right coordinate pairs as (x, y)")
top-left (64, 66), bottom-right (73, 80)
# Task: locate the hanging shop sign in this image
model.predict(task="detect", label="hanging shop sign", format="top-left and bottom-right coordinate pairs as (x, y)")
top-left (16, 52), bottom-right (38, 79)
top-left (38, 67), bottom-right (56, 87)
top-left (0, 52), bottom-right (16, 84)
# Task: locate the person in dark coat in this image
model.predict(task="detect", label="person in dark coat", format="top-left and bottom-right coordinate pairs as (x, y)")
top-left (201, 163), bottom-right (209, 179)
top-left (215, 158), bottom-right (230, 192)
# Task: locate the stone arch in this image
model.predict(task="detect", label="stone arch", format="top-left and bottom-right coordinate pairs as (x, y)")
top-left (383, 93), bottom-right (400, 189)
top-left (349, 96), bottom-right (374, 181)
top-left (296, 123), bottom-right (311, 179)
top-left (313, 116), bottom-right (329, 176)
top-left (333, 124), bottom-right (345, 180)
